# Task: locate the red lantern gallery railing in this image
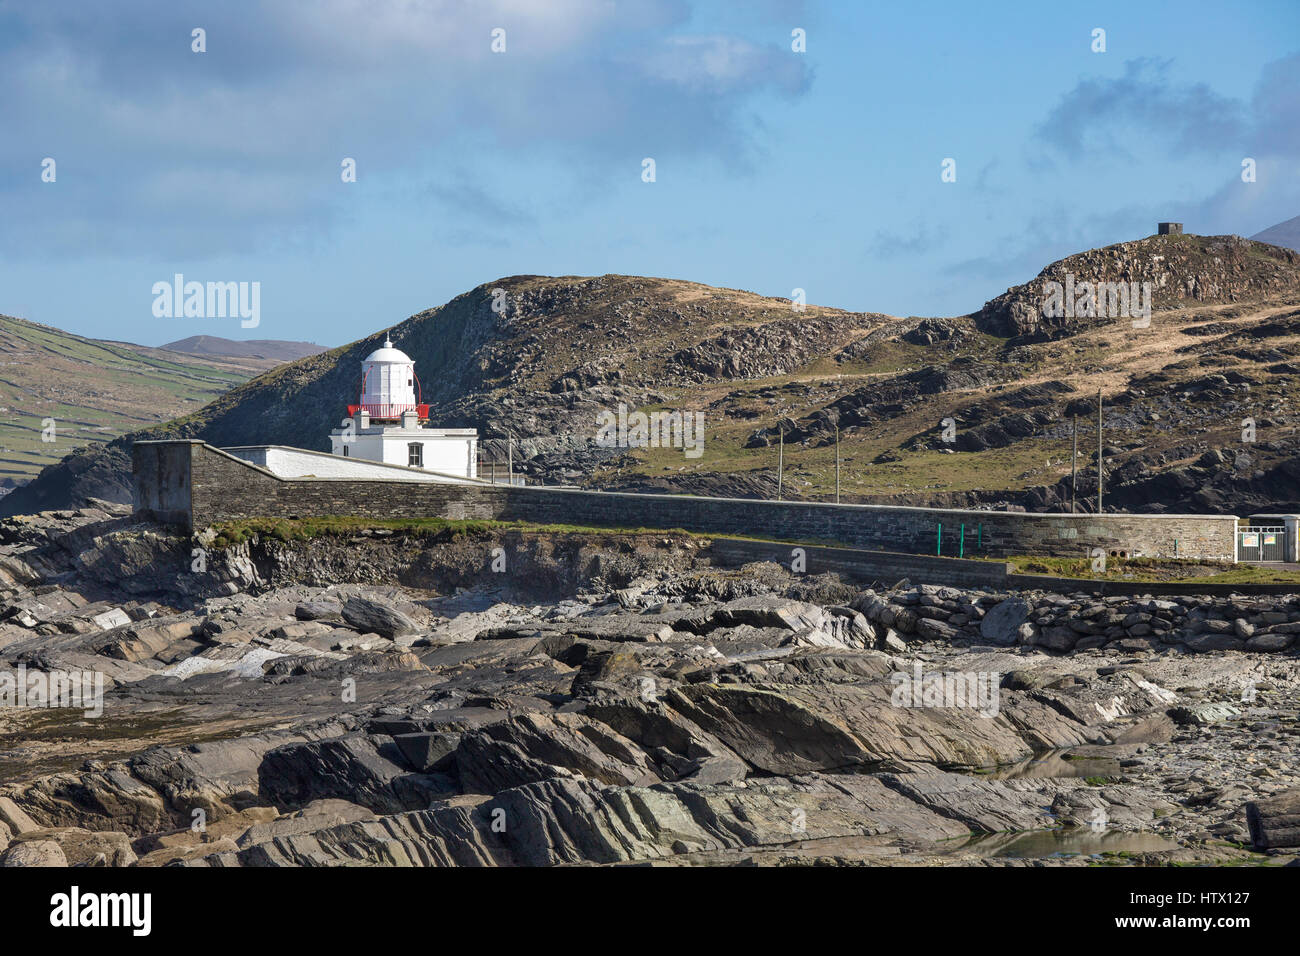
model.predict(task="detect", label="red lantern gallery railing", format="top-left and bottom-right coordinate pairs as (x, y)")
top-left (346, 403), bottom-right (429, 421)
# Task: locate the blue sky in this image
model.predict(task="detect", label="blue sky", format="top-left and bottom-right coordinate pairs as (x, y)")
top-left (1, 0), bottom-right (1297, 347)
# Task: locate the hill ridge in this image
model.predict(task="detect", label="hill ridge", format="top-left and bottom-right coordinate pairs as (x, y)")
top-left (5, 233), bottom-right (1300, 516)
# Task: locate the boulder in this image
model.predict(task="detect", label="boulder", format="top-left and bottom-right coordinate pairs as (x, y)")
top-left (456, 712), bottom-right (660, 792)
top-left (393, 732), bottom-right (462, 773)
top-left (137, 838), bottom-right (241, 867)
top-left (1183, 633), bottom-right (1245, 653)
top-left (915, 618), bottom-right (959, 642)
top-left (258, 733), bottom-right (450, 813)
top-left (1169, 702), bottom-right (1240, 727)
top-left (1246, 632), bottom-right (1295, 652)
top-left (0, 839), bottom-right (66, 867)
top-left (295, 601), bottom-right (343, 622)
top-left (1035, 625), bottom-right (1078, 652)
top-left (979, 597), bottom-right (1030, 646)
top-left (99, 625), bottom-right (179, 662)
top-left (10, 827), bottom-right (136, 866)
top-left (341, 597), bottom-right (419, 640)
top-left (0, 796), bottom-right (40, 835)
top-left (667, 680), bottom-right (1037, 774)
top-left (714, 596), bottom-right (826, 632)
top-left (1246, 788), bottom-right (1300, 849)
top-left (91, 608), bottom-right (132, 630)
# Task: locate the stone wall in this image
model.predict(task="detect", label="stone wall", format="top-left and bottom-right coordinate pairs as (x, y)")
top-left (711, 538), bottom-right (1015, 589)
top-left (131, 440), bottom-right (193, 526)
top-left (713, 538), bottom-right (1300, 596)
top-left (134, 440), bottom-right (1240, 563)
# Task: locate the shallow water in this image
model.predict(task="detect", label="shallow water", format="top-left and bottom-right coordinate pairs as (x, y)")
top-left (982, 750), bottom-right (1122, 781)
top-left (961, 829), bottom-right (1178, 858)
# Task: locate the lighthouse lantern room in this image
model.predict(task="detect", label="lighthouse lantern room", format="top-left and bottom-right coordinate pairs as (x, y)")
top-left (330, 334), bottom-right (478, 478)
top-left (348, 337), bottom-right (430, 422)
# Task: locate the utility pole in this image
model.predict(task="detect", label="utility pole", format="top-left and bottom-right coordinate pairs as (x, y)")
top-left (507, 434), bottom-right (513, 485)
top-left (1071, 414), bottom-right (1077, 514)
top-left (1097, 388), bottom-right (1104, 514)
top-left (777, 427), bottom-right (784, 501)
top-left (834, 424), bottom-right (841, 504)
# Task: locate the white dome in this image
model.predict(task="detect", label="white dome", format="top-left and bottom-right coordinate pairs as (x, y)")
top-left (363, 337), bottom-right (412, 364)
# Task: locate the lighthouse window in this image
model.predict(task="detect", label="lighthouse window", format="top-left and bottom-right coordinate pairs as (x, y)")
top-left (408, 442), bottom-right (423, 467)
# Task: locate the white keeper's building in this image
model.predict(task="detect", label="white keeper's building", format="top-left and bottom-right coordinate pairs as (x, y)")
top-left (327, 337), bottom-right (479, 479)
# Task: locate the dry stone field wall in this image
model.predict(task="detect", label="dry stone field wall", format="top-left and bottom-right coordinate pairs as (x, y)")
top-left (857, 586), bottom-right (1300, 656)
top-left (138, 441), bottom-right (1239, 563)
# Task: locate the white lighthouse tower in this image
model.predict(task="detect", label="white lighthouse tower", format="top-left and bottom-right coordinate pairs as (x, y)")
top-left (358, 337), bottom-right (419, 420)
top-left (329, 335), bottom-right (478, 478)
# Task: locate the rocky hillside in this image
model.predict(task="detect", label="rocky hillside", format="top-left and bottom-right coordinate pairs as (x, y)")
top-left (0, 276), bottom-right (892, 509)
top-left (975, 233), bottom-right (1300, 338)
top-left (7, 232), bottom-right (1300, 517)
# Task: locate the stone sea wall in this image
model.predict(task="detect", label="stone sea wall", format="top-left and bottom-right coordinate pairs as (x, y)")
top-left (134, 440), bottom-right (1240, 563)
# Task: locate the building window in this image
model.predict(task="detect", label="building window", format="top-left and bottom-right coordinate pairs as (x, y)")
top-left (342, 446), bottom-right (349, 457)
top-left (408, 442), bottom-right (423, 467)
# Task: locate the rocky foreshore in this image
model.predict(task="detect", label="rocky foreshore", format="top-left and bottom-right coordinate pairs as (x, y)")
top-left (0, 504), bottom-right (1297, 867)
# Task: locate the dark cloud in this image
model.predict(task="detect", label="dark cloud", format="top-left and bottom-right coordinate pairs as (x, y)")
top-left (1034, 58), bottom-right (1248, 160)
top-left (0, 0), bottom-right (812, 258)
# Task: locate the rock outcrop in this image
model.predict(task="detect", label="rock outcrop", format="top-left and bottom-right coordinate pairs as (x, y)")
top-left (0, 509), bottom-right (1296, 867)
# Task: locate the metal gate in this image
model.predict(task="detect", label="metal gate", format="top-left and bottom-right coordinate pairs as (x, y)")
top-left (1239, 526), bottom-right (1288, 562)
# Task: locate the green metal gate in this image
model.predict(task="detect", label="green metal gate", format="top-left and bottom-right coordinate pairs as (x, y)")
top-left (1239, 526), bottom-right (1288, 562)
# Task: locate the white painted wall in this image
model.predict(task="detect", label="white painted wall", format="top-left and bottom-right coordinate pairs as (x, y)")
top-left (224, 445), bottom-right (472, 483)
top-left (376, 434), bottom-right (476, 476)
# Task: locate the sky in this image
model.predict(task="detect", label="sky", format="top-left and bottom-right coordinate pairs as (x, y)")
top-left (1, 0), bottom-right (1297, 347)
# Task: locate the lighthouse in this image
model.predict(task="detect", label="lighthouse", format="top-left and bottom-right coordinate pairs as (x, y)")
top-left (355, 336), bottom-right (423, 421)
top-left (328, 335), bottom-right (478, 478)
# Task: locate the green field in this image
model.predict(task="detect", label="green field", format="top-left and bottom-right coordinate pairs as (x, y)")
top-left (0, 315), bottom-right (266, 485)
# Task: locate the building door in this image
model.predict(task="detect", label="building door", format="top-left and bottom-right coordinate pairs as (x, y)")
top-left (1239, 526), bottom-right (1287, 562)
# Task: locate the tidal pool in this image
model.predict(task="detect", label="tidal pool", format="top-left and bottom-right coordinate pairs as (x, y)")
top-left (960, 829), bottom-right (1178, 859)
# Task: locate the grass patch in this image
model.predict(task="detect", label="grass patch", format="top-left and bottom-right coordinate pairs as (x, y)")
top-left (1007, 554), bottom-right (1300, 585)
top-left (207, 515), bottom-right (726, 549)
top-left (207, 515), bottom-right (873, 553)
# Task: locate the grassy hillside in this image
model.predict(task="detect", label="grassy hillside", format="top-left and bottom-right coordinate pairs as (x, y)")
top-left (0, 316), bottom-right (288, 487)
top-left (160, 336), bottom-right (328, 362)
top-left (7, 232), bottom-right (1300, 517)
